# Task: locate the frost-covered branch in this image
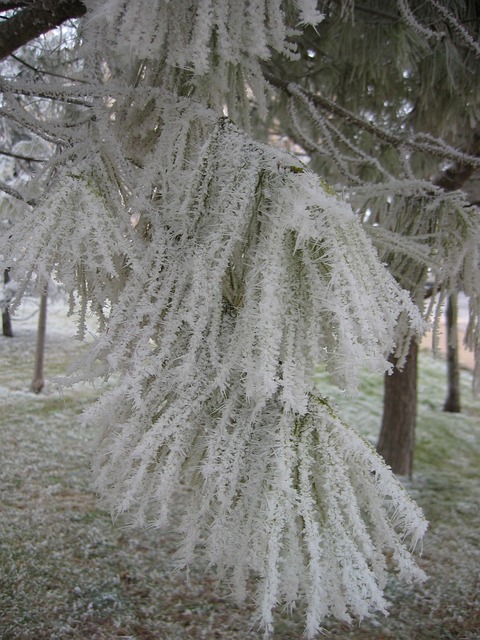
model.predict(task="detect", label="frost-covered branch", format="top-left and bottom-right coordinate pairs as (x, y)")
top-left (0, 78), bottom-right (93, 106)
top-left (266, 76), bottom-right (480, 171)
top-left (426, 0), bottom-right (480, 56)
top-left (0, 1), bottom-right (449, 636)
top-left (0, 85), bottom-right (428, 635)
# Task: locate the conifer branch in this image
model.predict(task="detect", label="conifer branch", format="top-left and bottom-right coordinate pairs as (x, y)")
top-left (265, 75), bottom-right (480, 170)
top-left (396, 0), bottom-right (444, 41)
top-left (0, 78), bottom-right (93, 106)
top-left (0, 106), bottom-right (69, 145)
top-left (8, 2), bottom-right (479, 634)
top-left (426, 0), bottom-right (480, 56)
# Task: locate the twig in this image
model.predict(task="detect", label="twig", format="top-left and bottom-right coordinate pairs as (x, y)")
top-left (10, 53), bottom-right (88, 84)
top-left (0, 147), bottom-right (46, 162)
top-left (0, 179), bottom-right (25, 201)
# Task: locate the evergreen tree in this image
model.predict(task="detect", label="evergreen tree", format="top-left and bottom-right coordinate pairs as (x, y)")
top-left (259, 0), bottom-right (480, 474)
top-left (3, 1), bottom-right (479, 636)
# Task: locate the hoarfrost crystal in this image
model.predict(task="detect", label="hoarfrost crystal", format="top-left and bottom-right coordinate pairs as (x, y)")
top-left (0, 1), bottom-right (435, 637)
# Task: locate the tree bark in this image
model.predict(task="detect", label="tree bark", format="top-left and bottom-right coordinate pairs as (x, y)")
top-left (377, 339), bottom-right (418, 477)
top-left (2, 307), bottom-right (13, 337)
top-left (0, 0), bottom-right (86, 62)
top-left (2, 268), bottom-right (14, 337)
top-left (31, 283), bottom-right (48, 394)
top-left (443, 293), bottom-right (461, 413)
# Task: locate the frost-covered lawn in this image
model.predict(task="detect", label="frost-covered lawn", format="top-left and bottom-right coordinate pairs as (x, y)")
top-left (0, 298), bottom-right (479, 639)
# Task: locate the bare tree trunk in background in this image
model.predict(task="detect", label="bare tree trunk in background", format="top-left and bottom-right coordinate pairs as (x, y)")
top-left (377, 339), bottom-right (418, 477)
top-left (31, 283), bottom-right (48, 394)
top-left (2, 268), bottom-right (13, 337)
top-left (443, 293), bottom-right (461, 413)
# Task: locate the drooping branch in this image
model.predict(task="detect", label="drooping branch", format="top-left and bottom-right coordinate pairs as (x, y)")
top-left (0, 0), bottom-right (86, 61)
top-left (0, 2), bottom-right (449, 634)
top-left (265, 76), bottom-right (480, 171)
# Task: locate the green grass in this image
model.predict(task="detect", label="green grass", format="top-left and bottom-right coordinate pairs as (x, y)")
top-left (315, 351), bottom-right (480, 475)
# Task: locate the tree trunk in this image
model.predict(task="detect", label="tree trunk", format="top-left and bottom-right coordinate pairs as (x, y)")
top-left (2, 268), bottom-right (14, 337)
top-left (443, 293), bottom-right (461, 413)
top-left (0, 0), bottom-right (86, 62)
top-left (31, 283), bottom-right (48, 394)
top-left (377, 339), bottom-right (418, 477)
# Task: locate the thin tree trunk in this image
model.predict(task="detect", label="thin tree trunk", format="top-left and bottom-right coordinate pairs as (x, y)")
top-left (2, 268), bottom-right (13, 337)
top-left (377, 339), bottom-right (418, 477)
top-left (443, 293), bottom-right (461, 413)
top-left (31, 283), bottom-right (48, 394)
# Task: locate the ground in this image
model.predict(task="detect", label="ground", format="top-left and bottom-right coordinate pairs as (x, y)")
top-left (0, 296), bottom-right (479, 639)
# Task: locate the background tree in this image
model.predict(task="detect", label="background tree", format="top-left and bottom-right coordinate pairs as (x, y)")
top-left (30, 279), bottom-right (47, 393)
top-left (1, 267), bottom-right (13, 336)
top-left (0, 18), bottom-right (79, 391)
top-left (259, 0), bottom-right (480, 475)
top-left (443, 293), bottom-right (461, 413)
top-left (1, 1), bottom-right (479, 636)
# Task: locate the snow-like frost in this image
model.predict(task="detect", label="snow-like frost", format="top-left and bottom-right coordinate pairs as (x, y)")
top-left (0, 1), bottom-right (435, 636)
